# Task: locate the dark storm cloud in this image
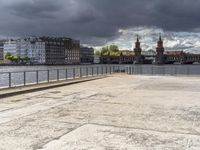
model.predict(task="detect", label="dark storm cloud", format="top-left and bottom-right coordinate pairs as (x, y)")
top-left (6, 0), bottom-right (63, 19)
top-left (0, 0), bottom-right (200, 45)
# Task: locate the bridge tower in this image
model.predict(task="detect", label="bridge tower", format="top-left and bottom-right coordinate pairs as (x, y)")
top-left (134, 35), bottom-right (142, 64)
top-left (156, 33), bottom-right (165, 64)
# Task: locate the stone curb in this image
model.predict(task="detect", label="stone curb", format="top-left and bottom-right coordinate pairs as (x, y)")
top-left (0, 76), bottom-right (108, 99)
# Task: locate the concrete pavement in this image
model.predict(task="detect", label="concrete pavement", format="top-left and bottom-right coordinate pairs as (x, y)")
top-left (0, 74), bottom-right (200, 150)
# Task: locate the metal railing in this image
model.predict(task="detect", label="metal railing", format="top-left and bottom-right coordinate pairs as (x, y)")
top-left (0, 65), bottom-right (126, 89)
top-left (126, 65), bottom-right (200, 76)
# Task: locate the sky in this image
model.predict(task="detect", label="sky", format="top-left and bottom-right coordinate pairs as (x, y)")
top-left (0, 0), bottom-right (200, 52)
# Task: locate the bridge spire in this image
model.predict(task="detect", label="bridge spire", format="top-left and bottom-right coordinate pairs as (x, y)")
top-left (159, 33), bottom-right (162, 41)
top-left (137, 35), bottom-right (139, 42)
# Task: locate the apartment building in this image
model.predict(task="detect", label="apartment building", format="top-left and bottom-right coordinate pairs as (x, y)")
top-left (80, 46), bottom-right (94, 64)
top-left (27, 37), bottom-right (46, 64)
top-left (3, 40), bottom-right (18, 57)
top-left (63, 38), bottom-right (80, 64)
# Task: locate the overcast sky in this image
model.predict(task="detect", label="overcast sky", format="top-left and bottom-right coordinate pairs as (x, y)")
top-left (0, 0), bottom-right (200, 51)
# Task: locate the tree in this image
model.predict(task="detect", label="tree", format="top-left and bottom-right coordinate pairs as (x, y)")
top-left (100, 44), bottom-right (120, 56)
top-left (109, 44), bottom-right (119, 52)
top-left (5, 52), bottom-right (11, 59)
top-left (95, 50), bottom-right (101, 56)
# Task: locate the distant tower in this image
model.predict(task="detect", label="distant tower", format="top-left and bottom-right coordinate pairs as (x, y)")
top-left (134, 35), bottom-right (142, 64)
top-left (156, 33), bottom-right (165, 64)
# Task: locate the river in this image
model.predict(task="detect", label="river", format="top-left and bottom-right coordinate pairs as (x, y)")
top-left (1, 64), bottom-right (200, 89)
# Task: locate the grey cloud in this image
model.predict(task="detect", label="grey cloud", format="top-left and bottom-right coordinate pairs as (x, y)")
top-left (0, 0), bottom-right (200, 46)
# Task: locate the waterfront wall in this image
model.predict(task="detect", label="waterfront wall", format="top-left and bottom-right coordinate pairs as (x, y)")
top-left (127, 65), bottom-right (200, 76)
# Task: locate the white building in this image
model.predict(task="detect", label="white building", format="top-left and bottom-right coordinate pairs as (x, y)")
top-left (3, 40), bottom-right (18, 57)
top-left (4, 38), bottom-right (46, 64)
top-left (16, 39), bottom-right (28, 59)
top-left (27, 37), bottom-right (46, 64)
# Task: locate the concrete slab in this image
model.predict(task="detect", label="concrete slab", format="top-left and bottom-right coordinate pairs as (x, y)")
top-left (39, 124), bottom-right (200, 150)
top-left (0, 74), bottom-right (200, 149)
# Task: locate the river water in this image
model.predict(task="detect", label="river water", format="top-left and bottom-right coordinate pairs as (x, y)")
top-left (1, 64), bottom-right (200, 89)
top-left (0, 65), bottom-right (125, 89)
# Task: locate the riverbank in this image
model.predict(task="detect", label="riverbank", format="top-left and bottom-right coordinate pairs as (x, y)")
top-left (0, 74), bottom-right (200, 149)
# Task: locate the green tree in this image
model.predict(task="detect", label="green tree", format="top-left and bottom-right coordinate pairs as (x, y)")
top-left (109, 44), bottom-right (119, 52)
top-left (100, 44), bottom-right (120, 56)
top-left (95, 50), bottom-right (101, 56)
top-left (5, 52), bottom-right (11, 59)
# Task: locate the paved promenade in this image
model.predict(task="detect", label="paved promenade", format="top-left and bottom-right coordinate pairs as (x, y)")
top-left (0, 74), bottom-right (200, 150)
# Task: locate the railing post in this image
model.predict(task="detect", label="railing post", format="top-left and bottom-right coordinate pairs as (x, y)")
top-left (80, 67), bottom-right (82, 78)
top-left (110, 66), bottom-right (112, 74)
top-left (8, 72), bottom-right (11, 88)
top-left (97, 67), bottom-right (99, 76)
top-left (24, 72), bottom-right (26, 86)
top-left (175, 67), bottom-right (177, 75)
top-left (47, 70), bottom-right (50, 82)
top-left (73, 68), bottom-right (75, 79)
top-left (57, 69), bottom-right (59, 81)
top-left (102, 66), bottom-right (104, 75)
top-left (118, 66), bottom-right (120, 72)
top-left (106, 66), bottom-right (107, 74)
top-left (92, 67), bottom-right (94, 76)
top-left (66, 69), bottom-right (68, 80)
top-left (187, 66), bottom-right (190, 75)
top-left (86, 67), bottom-right (88, 77)
top-left (36, 71), bottom-right (39, 84)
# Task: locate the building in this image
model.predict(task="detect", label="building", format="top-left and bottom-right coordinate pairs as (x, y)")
top-left (3, 39), bottom-right (18, 57)
top-left (80, 47), bottom-right (94, 64)
top-left (27, 37), bottom-right (46, 64)
top-left (40, 37), bottom-right (65, 65)
top-left (156, 34), bottom-right (165, 64)
top-left (2, 37), bottom-right (80, 65)
top-left (16, 39), bottom-right (28, 59)
top-left (63, 38), bottom-right (80, 65)
top-left (134, 35), bottom-right (142, 64)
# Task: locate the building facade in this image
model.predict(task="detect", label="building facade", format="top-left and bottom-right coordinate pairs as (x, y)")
top-left (80, 47), bottom-right (94, 64)
top-left (27, 37), bottom-right (46, 64)
top-left (40, 37), bottom-right (65, 65)
top-left (3, 40), bottom-right (18, 57)
top-left (64, 38), bottom-right (80, 64)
